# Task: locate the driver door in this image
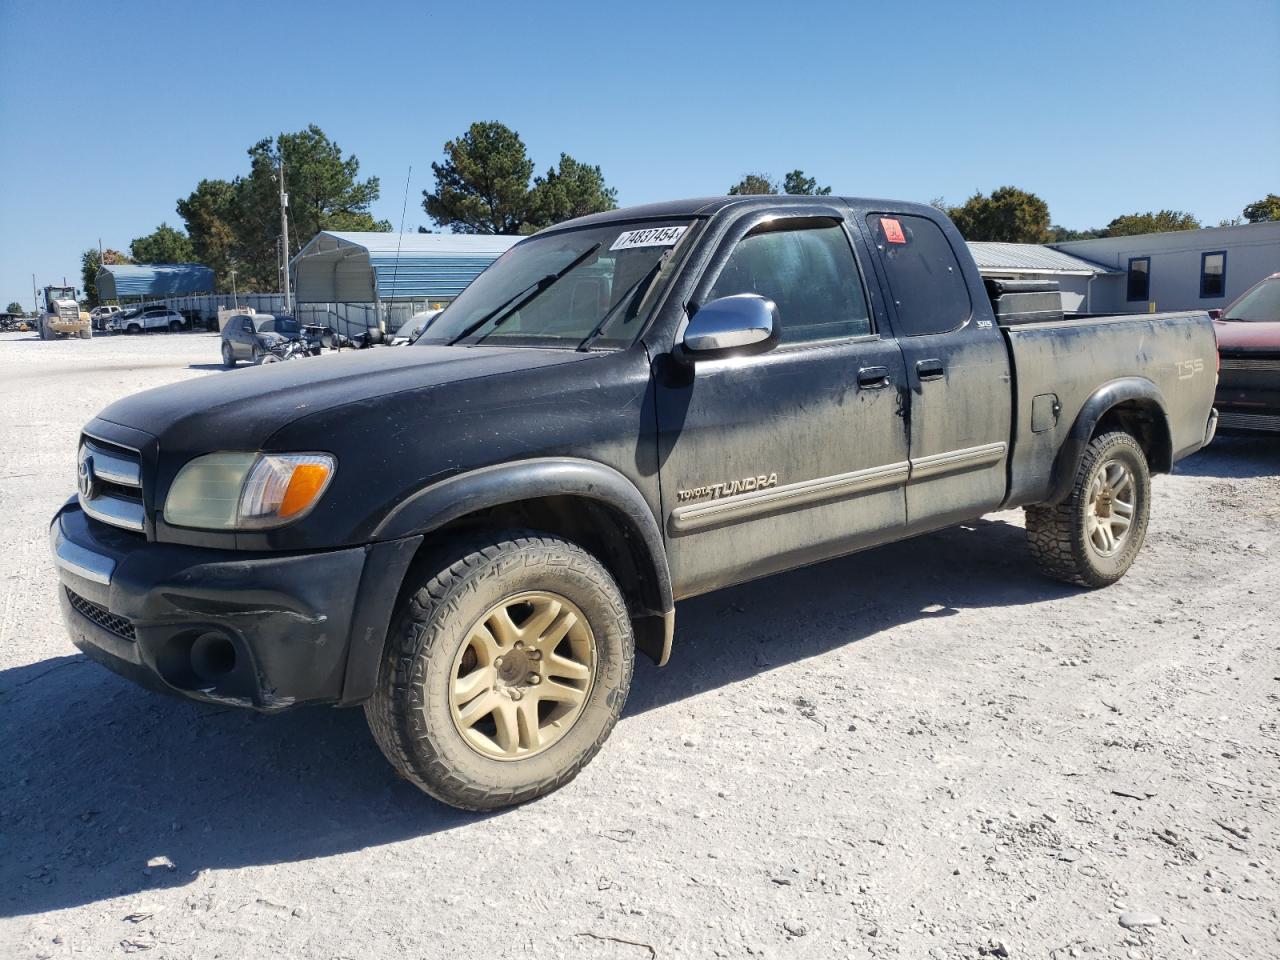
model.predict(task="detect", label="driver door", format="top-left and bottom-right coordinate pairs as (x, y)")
top-left (655, 215), bottom-right (910, 598)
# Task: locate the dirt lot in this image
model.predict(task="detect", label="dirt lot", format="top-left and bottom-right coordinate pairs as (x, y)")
top-left (1, 330), bottom-right (1277, 960)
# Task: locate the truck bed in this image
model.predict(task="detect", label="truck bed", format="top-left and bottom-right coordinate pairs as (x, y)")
top-left (1001, 310), bottom-right (1218, 507)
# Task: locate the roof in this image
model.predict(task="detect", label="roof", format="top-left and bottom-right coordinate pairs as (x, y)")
top-left (966, 242), bottom-right (1120, 276)
top-left (96, 263), bottom-right (216, 299)
top-left (292, 231), bottom-right (522, 302)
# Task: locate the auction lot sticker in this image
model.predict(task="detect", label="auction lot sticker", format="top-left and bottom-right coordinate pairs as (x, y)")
top-left (610, 226), bottom-right (687, 251)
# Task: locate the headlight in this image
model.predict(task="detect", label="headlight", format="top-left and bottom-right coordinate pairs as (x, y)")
top-left (163, 452), bottom-right (335, 530)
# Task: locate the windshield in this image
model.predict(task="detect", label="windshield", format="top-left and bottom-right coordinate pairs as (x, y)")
top-left (47, 288), bottom-right (75, 301)
top-left (418, 219), bottom-right (695, 349)
top-left (1224, 277), bottom-right (1280, 322)
top-left (255, 315), bottom-right (300, 336)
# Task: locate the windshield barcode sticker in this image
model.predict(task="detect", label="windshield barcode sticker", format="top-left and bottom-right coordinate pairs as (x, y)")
top-left (610, 226), bottom-right (687, 251)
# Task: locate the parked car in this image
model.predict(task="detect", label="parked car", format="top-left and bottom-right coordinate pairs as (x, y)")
top-left (52, 195), bottom-right (1218, 811)
top-left (1212, 272), bottom-right (1280, 434)
top-left (108, 306), bottom-right (186, 334)
top-left (390, 309), bottom-right (442, 345)
top-left (88, 305), bottom-right (122, 330)
top-left (221, 312), bottom-right (321, 366)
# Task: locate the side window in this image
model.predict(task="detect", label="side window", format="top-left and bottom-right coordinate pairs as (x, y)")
top-left (1127, 257), bottom-right (1150, 302)
top-left (1200, 251), bottom-right (1226, 299)
top-left (865, 214), bottom-right (971, 336)
top-left (707, 223), bottom-right (871, 345)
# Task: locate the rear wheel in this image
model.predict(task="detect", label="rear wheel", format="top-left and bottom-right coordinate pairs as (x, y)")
top-left (1025, 430), bottom-right (1151, 587)
top-left (364, 530), bottom-right (634, 810)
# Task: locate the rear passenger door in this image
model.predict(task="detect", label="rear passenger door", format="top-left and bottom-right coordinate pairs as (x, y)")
top-left (655, 212), bottom-right (911, 598)
top-left (860, 212), bottom-right (1012, 529)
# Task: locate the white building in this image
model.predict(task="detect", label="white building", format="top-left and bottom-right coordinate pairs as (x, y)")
top-left (1051, 220), bottom-right (1280, 314)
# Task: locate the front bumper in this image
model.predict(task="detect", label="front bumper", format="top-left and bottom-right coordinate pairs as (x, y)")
top-left (50, 502), bottom-right (419, 711)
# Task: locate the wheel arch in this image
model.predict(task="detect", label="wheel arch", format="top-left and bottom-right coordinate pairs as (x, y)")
top-left (373, 458), bottom-right (674, 665)
top-left (1046, 377), bottom-right (1172, 504)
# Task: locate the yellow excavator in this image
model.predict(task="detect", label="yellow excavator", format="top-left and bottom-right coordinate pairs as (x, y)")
top-left (39, 285), bottom-right (92, 340)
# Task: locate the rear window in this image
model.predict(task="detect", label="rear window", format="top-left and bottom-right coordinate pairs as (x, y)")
top-left (865, 214), bottom-right (971, 336)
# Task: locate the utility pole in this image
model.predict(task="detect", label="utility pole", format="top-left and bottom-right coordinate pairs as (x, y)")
top-left (32, 273), bottom-right (39, 314)
top-left (278, 155), bottom-right (292, 313)
top-left (230, 265), bottom-right (239, 309)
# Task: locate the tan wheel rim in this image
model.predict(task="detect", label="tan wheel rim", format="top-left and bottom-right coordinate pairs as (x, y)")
top-left (448, 591), bottom-right (596, 761)
top-left (1086, 458), bottom-right (1136, 558)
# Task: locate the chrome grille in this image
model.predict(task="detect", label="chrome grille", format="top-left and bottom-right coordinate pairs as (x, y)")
top-left (1218, 411), bottom-right (1280, 432)
top-left (1220, 357), bottom-right (1280, 372)
top-left (79, 437), bottom-right (146, 533)
top-left (66, 587), bottom-right (136, 642)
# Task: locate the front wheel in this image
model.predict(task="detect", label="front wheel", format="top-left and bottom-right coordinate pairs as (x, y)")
top-left (364, 530), bottom-right (634, 810)
top-left (221, 341), bottom-right (236, 368)
top-left (1025, 430), bottom-right (1151, 587)
top-left (169, 319), bottom-right (182, 333)
top-left (127, 323), bottom-right (141, 335)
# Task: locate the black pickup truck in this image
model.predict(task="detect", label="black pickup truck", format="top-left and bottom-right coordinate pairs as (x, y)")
top-left (51, 196), bottom-right (1218, 810)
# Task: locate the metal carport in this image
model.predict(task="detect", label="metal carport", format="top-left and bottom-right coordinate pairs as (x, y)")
top-left (291, 232), bottom-right (521, 306)
top-left (96, 263), bottom-right (215, 301)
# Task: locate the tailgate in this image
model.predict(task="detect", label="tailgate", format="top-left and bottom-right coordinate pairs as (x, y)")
top-left (1001, 311), bottom-right (1217, 506)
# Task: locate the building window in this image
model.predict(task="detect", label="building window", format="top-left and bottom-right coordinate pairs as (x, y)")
top-left (1126, 257), bottom-right (1150, 302)
top-left (1200, 251), bottom-right (1226, 299)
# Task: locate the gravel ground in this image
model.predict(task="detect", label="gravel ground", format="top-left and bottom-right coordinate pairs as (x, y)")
top-left (2, 331), bottom-right (1277, 960)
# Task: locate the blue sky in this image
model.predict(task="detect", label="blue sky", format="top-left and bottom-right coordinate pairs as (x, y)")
top-left (1, 0), bottom-right (1277, 309)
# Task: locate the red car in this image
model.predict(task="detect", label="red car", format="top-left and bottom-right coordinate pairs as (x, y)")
top-left (1213, 272), bottom-right (1280, 434)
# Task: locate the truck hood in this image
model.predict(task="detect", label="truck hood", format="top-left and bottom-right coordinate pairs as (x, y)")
top-left (1215, 319), bottom-right (1280, 351)
top-left (95, 345), bottom-right (597, 452)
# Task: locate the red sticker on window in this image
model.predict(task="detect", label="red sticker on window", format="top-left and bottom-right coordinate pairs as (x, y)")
top-left (880, 217), bottom-right (906, 244)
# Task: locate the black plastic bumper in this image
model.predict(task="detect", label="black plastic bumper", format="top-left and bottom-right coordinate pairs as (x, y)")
top-left (50, 502), bottom-right (420, 711)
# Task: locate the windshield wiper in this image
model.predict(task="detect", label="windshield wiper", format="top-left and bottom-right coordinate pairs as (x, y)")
top-left (448, 242), bottom-right (602, 346)
top-left (576, 257), bottom-right (667, 351)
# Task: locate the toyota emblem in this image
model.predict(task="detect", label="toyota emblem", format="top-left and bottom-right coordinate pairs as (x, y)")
top-left (78, 454), bottom-right (96, 499)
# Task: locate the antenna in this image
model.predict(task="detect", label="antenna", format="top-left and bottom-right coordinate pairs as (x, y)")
top-left (387, 164), bottom-right (412, 330)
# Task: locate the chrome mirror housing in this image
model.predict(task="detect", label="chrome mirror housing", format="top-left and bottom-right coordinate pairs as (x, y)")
top-left (678, 294), bottom-right (779, 361)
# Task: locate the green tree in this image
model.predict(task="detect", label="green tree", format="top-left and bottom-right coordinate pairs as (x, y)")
top-left (5, 301), bottom-right (24, 315)
top-left (1104, 210), bottom-right (1201, 237)
top-left (232, 126), bottom-right (388, 288)
top-left (946, 186), bottom-right (1051, 243)
top-left (80, 247), bottom-right (132, 306)
top-left (1242, 193), bottom-right (1280, 223)
top-left (177, 178), bottom-right (238, 290)
top-left (782, 170), bottom-right (831, 196)
top-left (424, 122), bottom-right (538, 234)
top-left (727, 173), bottom-right (778, 195)
top-left (1047, 224), bottom-right (1107, 242)
top-left (129, 223), bottom-right (195, 264)
top-left (526, 154), bottom-right (618, 233)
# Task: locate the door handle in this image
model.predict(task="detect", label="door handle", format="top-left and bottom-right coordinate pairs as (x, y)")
top-left (857, 366), bottom-right (891, 389)
top-left (916, 358), bottom-right (945, 382)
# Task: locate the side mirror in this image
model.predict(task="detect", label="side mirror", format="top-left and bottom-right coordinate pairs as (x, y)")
top-left (1207, 309), bottom-right (1223, 320)
top-left (677, 294), bottom-right (779, 362)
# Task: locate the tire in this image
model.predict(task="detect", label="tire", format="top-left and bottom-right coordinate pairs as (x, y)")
top-left (1025, 430), bottom-right (1151, 587)
top-left (221, 342), bottom-right (236, 368)
top-left (169, 319), bottom-right (182, 333)
top-left (127, 323), bottom-right (141, 334)
top-left (250, 345), bottom-right (262, 364)
top-left (79, 328), bottom-right (91, 339)
top-left (364, 530), bottom-right (634, 811)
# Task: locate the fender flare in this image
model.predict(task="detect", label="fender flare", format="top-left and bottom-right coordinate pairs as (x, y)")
top-left (1046, 377), bottom-right (1171, 504)
top-left (373, 456), bottom-right (674, 634)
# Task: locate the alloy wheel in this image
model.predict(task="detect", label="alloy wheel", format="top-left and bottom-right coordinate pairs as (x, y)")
top-left (448, 591), bottom-right (595, 761)
top-left (1085, 459), bottom-right (1136, 557)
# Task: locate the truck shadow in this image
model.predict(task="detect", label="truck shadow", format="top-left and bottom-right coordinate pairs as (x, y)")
top-left (2, 516), bottom-right (1068, 918)
top-left (1174, 434), bottom-right (1280, 479)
